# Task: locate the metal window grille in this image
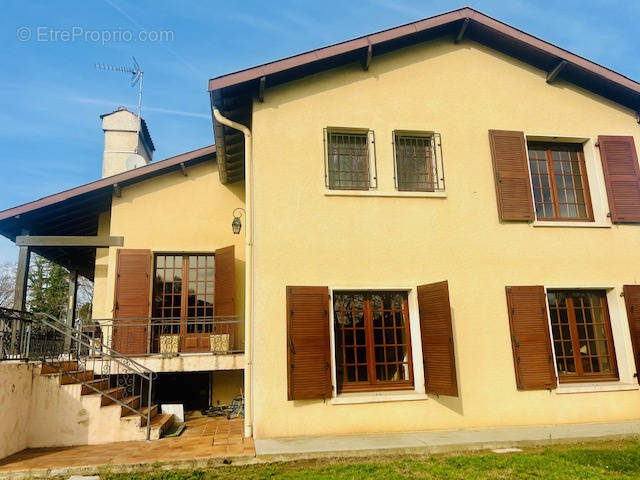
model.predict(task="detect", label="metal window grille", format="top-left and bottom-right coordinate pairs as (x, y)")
top-left (393, 132), bottom-right (445, 192)
top-left (324, 129), bottom-right (377, 190)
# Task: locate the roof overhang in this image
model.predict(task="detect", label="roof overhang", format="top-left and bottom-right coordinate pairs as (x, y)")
top-left (208, 7), bottom-right (640, 184)
top-left (0, 145), bottom-right (216, 279)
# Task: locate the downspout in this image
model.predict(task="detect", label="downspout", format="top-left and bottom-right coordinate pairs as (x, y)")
top-left (212, 108), bottom-right (254, 438)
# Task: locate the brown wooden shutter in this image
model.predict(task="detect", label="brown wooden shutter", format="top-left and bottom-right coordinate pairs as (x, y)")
top-left (215, 246), bottom-right (235, 316)
top-left (505, 286), bottom-right (556, 390)
top-left (113, 249), bottom-right (151, 355)
top-left (286, 286), bottom-right (332, 400)
top-left (214, 246), bottom-right (235, 346)
top-left (417, 281), bottom-right (458, 396)
top-left (623, 285), bottom-right (640, 383)
top-left (598, 136), bottom-right (640, 223)
top-left (489, 130), bottom-right (534, 221)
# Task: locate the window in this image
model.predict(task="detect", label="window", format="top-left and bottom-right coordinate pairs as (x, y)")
top-left (152, 254), bottom-right (215, 352)
top-left (333, 291), bottom-right (413, 392)
top-left (547, 290), bottom-right (618, 383)
top-left (325, 129), bottom-right (375, 190)
top-left (394, 132), bottom-right (444, 192)
top-left (527, 142), bottom-right (593, 221)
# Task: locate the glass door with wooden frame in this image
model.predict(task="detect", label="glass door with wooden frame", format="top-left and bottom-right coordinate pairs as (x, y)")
top-left (153, 254), bottom-right (215, 353)
top-left (547, 290), bottom-right (618, 383)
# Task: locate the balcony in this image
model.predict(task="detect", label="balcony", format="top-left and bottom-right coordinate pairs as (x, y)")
top-left (79, 316), bottom-right (244, 372)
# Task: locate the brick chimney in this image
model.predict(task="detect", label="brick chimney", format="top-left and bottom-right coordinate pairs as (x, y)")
top-left (100, 106), bottom-right (155, 178)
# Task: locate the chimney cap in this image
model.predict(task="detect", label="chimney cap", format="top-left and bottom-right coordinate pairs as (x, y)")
top-left (100, 106), bottom-right (155, 152)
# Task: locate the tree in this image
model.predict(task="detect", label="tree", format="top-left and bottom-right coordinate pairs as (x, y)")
top-left (77, 276), bottom-right (94, 320)
top-left (28, 255), bottom-right (70, 320)
top-left (0, 262), bottom-right (16, 307)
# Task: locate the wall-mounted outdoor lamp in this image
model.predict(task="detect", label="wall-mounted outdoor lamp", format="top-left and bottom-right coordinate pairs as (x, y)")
top-left (232, 208), bottom-right (246, 234)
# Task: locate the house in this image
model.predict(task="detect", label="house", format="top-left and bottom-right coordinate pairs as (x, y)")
top-left (1, 7), bottom-right (640, 458)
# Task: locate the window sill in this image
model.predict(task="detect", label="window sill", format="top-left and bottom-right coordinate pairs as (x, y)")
top-left (532, 220), bottom-right (611, 228)
top-left (331, 390), bottom-right (428, 405)
top-left (554, 382), bottom-right (639, 394)
top-left (324, 190), bottom-right (446, 198)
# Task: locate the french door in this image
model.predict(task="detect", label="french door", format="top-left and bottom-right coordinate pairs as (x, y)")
top-left (153, 254), bottom-right (215, 353)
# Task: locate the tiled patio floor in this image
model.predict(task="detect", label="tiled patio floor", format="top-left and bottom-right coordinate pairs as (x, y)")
top-left (0, 415), bottom-right (253, 474)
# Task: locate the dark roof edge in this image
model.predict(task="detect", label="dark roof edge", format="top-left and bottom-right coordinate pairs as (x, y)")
top-left (0, 144), bottom-right (216, 221)
top-left (207, 7), bottom-right (640, 96)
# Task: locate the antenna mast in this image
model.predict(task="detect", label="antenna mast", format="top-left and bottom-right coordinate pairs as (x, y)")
top-left (95, 57), bottom-right (144, 153)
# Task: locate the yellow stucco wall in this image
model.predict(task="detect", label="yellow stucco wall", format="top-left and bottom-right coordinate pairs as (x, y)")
top-left (250, 38), bottom-right (640, 438)
top-left (211, 370), bottom-right (244, 405)
top-left (91, 161), bottom-right (246, 347)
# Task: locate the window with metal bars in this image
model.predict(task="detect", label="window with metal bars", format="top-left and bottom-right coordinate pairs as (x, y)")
top-left (547, 290), bottom-right (618, 383)
top-left (324, 129), bottom-right (376, 190)
top-left (527, 142), bottom-right (594, 221)
top-left (333, 291), bottom-right (413, 393)
top-left (393, 132), bottom-right (445, 192)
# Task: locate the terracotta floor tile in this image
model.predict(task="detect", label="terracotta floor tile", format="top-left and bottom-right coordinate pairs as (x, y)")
top-left (0, 417), bottom-right (251, 473)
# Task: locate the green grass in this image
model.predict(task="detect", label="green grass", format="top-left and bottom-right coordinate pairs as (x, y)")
top-left (103, 440), bottom-right (640, 480)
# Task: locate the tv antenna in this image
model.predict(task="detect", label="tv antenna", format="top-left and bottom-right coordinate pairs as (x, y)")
top-left (95, 57), bottom-right (144, 154)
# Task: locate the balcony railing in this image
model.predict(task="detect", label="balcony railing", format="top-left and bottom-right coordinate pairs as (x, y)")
top-left (78, 316), bottom-right (243, 356)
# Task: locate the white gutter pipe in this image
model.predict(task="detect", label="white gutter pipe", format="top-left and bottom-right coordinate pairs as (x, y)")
top-left (212, 108), bottom-right (254, 438)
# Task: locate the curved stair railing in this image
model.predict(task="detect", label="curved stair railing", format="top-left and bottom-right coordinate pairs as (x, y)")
top-left (0, 307), bottom-right (156, 440)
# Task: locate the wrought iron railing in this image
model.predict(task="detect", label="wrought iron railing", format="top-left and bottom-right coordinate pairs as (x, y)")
top-left (0, 309), bottom-right (32, 360)
top-left (79, 316), bottom-right (243, 356)
top-left (0, 307), bottom-right (156, 440)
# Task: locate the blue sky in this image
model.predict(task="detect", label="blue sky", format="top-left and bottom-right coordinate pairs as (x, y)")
top-left (0, 0), bottom-right (638, 264)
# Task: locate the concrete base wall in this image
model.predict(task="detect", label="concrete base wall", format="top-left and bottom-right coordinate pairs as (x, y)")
top-left (0, 363), bottom-right (34, 459)
top-left (0, 362), bottom-right (155, 459)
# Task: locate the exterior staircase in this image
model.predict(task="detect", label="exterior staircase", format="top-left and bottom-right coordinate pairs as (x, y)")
top-left (1, 307), bottom-right (169, 447)
top-left (38, 360), bottom-right (173, 443)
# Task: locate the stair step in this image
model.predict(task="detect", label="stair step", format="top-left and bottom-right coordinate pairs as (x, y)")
top-left (120, 396), bottom-right (141, 416)
top-left (40, 361), bottom-right (78, 374)
top-left (151, 413), bottom-right (174, 435)
top-left (100, 387), bottom-right (126, 406)
top-left (123, 405), bottom-right (159, 425)
top-left (124, 403), bottom-right (158, 417)
top-left (81, 378), bottom-right (109, 395)
top-left (59, 370), bottom-right (94, 385)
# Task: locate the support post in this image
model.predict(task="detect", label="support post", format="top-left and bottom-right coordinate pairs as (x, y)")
top-left (362, 44), bottom-right (372, 71)
top-left (258, 76), bottom-right (266, 103)
top-left (546, 60), bottom-right (567, 84)
top-left (64, 270), bottom-right (78, 352)
top-left (455, 18), bottom-right (469, 44)
top-left (11, 245), bottom-right (30, 356)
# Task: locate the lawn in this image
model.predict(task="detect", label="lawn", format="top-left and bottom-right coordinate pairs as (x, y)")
top-left (103, 440), bottom-right (640, 480)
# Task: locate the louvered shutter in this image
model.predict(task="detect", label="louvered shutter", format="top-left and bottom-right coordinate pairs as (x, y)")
top-left (287, 286), bottom-right (332, 400)
top-left (623, 285), bottom-right (640, 383)
top-left (505, 286), bottom-right (556, 390)
top-left (417, 281), bottom-right (458, 396)
top-left (113, 249), bottom-right (151, 355)
top-left (214, 246), bottom-right (235, 347)
top-left (598, 136), bottom-right (640, 223)
top-left (489, 130), bottom-right (534, 221)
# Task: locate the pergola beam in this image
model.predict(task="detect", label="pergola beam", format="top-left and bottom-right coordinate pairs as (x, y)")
top-left (16, 235), bottom-right (124, 248)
